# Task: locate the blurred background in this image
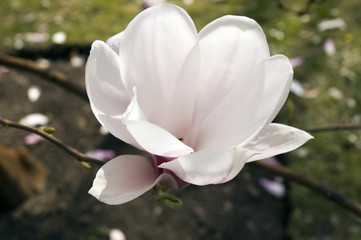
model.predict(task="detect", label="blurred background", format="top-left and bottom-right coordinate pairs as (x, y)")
top-left (0, 0), bottom-right (361, 239)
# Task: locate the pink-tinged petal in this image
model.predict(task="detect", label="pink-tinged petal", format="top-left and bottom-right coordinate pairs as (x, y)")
top-left (24, 133), bottom-right (44, 145)
top-left (244, 123), bottom-right (313, 162)
top-left (259, 178), bottom-right (285, 198)
top-left (217, 55), bottom-right (293, 147)
top-left (192, 16), bottom-right (270, 120)
top-left (186, 61), bottom-right (265, 150)
top-left (259, 55), bottom-right (293, 126)
top-left (119, 3), bottom-right (197, 135)
top-left (165, 43), bottom-right (200, 138)
top-left (86, 149), bottom-right (116, 161)
top-left (123, 119), bottom-right (194, 158)
top-left (89, 155), bottom-right (177, 205)
top-left (86, 40), bottom-right (129, 117)
top-left (159, 147), bottom-right (258, 186)
top-left (186, 16), bottom-right (272, 148)
top-left (86, 41), bottom-right (139, 145)
top-left (189, 54), bottom-right (293, 150)
top-left (122, 87), bottom-right (147, 122)
top-left (106, 31), bottom-right (124, 55)
top-left (120, 73), bottom-right (194, 158)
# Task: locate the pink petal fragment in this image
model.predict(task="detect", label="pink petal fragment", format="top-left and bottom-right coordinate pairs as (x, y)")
top-left (159, 147), bottom-right (258, 186)
top-left (245, 123), bottom-right (313, 162)
top-left (86, 149), bottom-right (116, 161)
top-left (24, 133), bottom-right (44, 145)
top-left (89, 155), bottom-right (177, 205)
top-left (259, 177), bottom-right (285, 198)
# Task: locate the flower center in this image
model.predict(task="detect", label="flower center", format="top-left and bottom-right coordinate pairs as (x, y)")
top-left (149, 154), bottom-right (188, 188)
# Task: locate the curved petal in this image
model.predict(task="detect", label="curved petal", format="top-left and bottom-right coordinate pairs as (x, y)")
top-left (86, 40), bottom-right (136, 145)
top-left (185, 16), bottom-right (271, 148)
top-left (237, 54), bottom-right (294, 147)
top-left (106, 31), bottom-right (124, 54)
top-left (159, 147), bottom-right (258, 186)
top-left (121, 90), bottom-right (193, 157)
top-left (186, 62), bottom-right (264, 150)
top-left (89, 155), bottom-right (177, 205)
top-left (258, 54), bottom-right (293, 126)
top-left (123, 119), bottom-right (194, 158)
top-left (86, 40), bottom-right (129, 116)
top-left (119, 3), bottom-right (198, 135)
top-left (192, 16), bottom-right (270, 122)
top-left (244, 123), bottom-right (313, 162)
top-left (187, 54), bottom-right (293, 150)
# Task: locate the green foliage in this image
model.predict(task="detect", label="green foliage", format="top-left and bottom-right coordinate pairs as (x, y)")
top-left (43, 126), bottom-right (55, 134)
top-left (153, 184), bottom-right (183, 209)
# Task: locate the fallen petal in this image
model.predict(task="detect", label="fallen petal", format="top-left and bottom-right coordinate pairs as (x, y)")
top-left (86, 149), bottom-right (116, 161)
top-left (259, 177), bottom-right (285, 198)
top-left (24, 133), bottom-right (44, 145)
top-left (27, 86), bottom-right (42, 102)
top-left (52, 31), bottom-right (66, 44)
top-left (19, 113), bottom-right (49, 127)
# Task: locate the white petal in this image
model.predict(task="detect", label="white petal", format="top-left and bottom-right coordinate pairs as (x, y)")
top-left (121, 90), bottom-right (193, 156)
top-left (119, 3), bottom-right (197, 135)
top-left (231, 54), bottom-right (293, 147)
top-left (159, 147), bottom-right (258, 186)
top-left (86, 41), bottom-right (137, 145)
top-left (187, 55), bottom-right (293, 150)
top-left (185, 16), bottom-right (271, 148)
top-left (186, 62), bottom-right (265, 150)
top-left (244, 123), bottom-right (313, 162)
top-left (19, 113), bottom-right (49, 126)
top-left (27, 86), bottom-right (41, 102)
top-left (123, 119), bottom-right (194, 157)
top-left (86, 40), bottom-right (129, 116)
top-left (260, 55), bottom-right (293, 125)
top-left (193, 15), bottom-right (270, 121)
top-left (89, 155), bottom-right (177, 205)
top-left (106, 31), bottom-right (124, 54)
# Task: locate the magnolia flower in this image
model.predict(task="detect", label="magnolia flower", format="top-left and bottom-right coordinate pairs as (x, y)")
top-left (86, 3), bottom-right (312, 205)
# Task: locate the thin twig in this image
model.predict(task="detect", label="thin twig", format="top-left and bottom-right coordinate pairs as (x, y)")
top-left (0, 53), bottom-right (88, 100)
top-left (3, 53), bottom-right (360, 134)
top-left (251, 161), bottom-right (361, 218)
top-left (305, 124), bottom-right (361, 133)
top-left (2, 53), bottom-right (361, 216)
top-left (0, 116), bottom-right (102, 165)
top-left (2, 116), bottom-right (361, 218)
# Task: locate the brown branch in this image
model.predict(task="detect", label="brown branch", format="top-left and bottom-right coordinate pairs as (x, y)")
top-left (251, 161), bottom-right (361, 218)
top-left (0, 53), bottom-right (88, 101)
top-left (305, 124), bottom-right (361, 133)
top-left (0, 116), bottom-right (102, 165)
top-left (2, 117), bottom-right (361, 217)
